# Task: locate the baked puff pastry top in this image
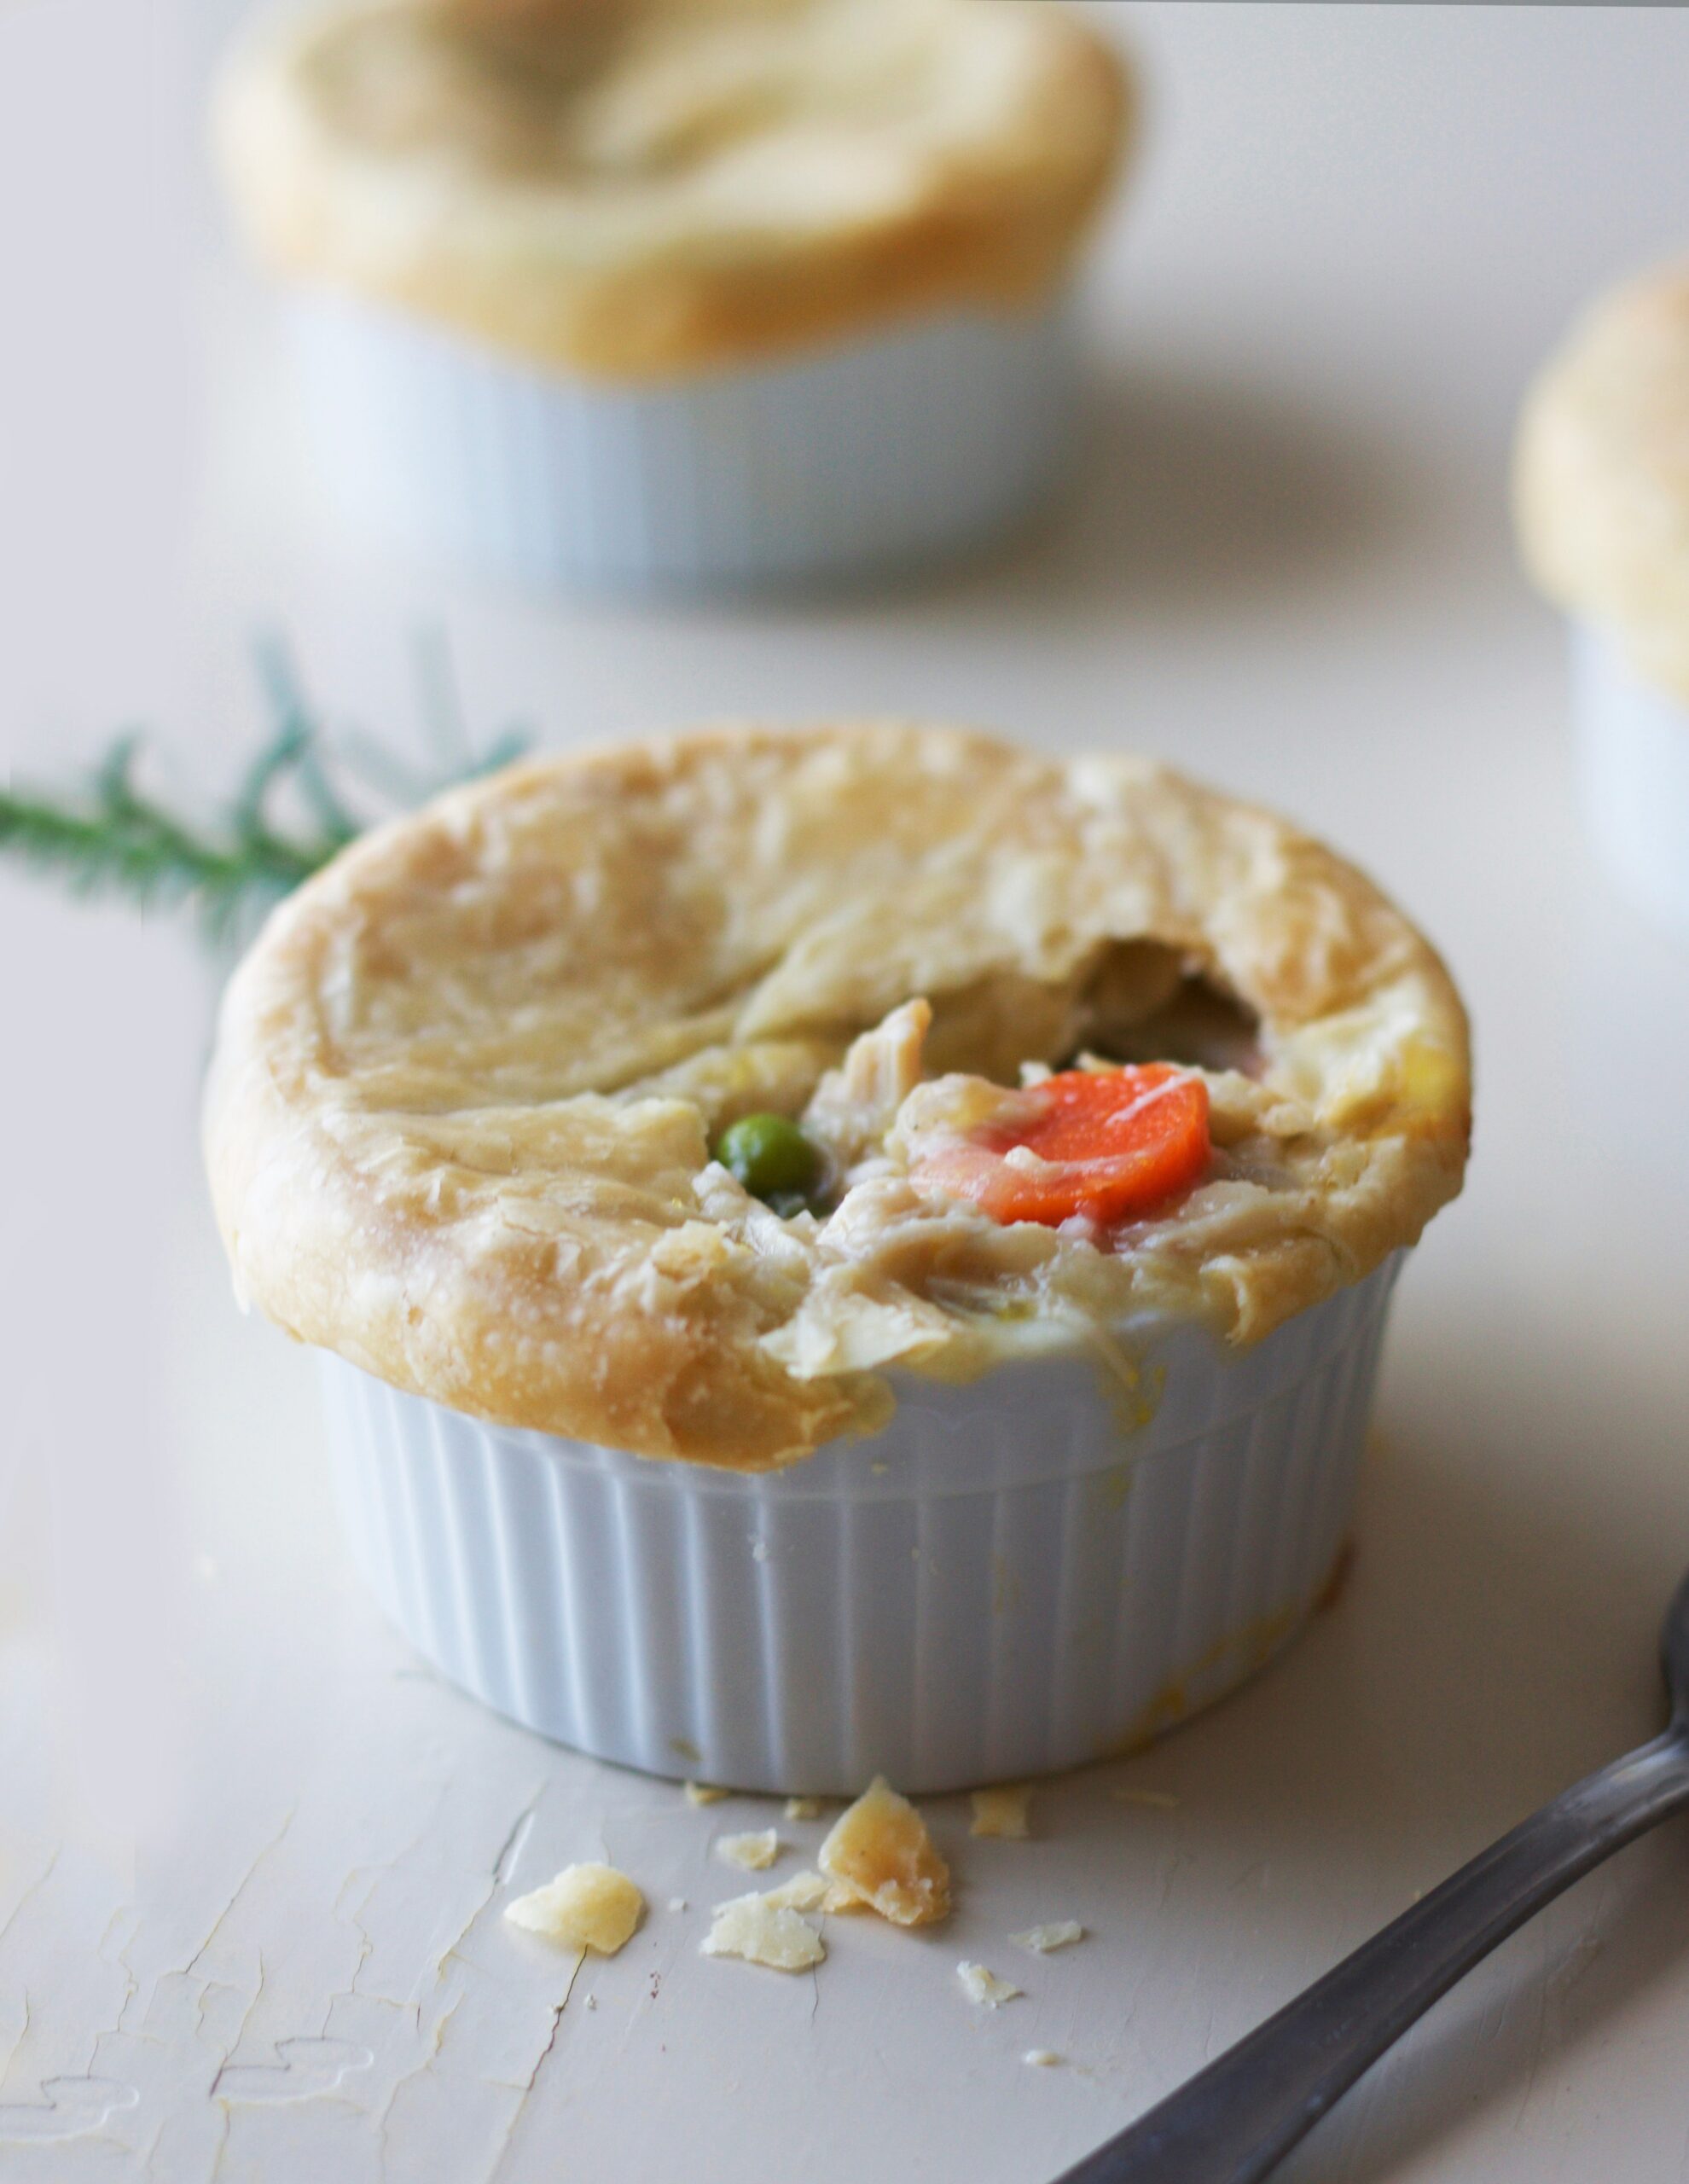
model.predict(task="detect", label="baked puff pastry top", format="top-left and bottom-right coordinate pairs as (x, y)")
top-left (1516, 262), bottom-right (1689, 706)
top-left (205, 725), bottom-right (1471, 1472)
top-left (212, 0), bottom-right (1129, 380)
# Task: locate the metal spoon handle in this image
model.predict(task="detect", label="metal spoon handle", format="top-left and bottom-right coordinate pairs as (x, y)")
top-left (1059, 1724), bottom-right (1689, 2184)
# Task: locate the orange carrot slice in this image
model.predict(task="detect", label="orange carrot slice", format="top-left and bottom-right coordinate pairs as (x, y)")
top-left (912, 1066), bottom-right (1210, 1229)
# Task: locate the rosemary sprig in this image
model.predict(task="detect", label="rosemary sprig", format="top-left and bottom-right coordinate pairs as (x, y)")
top-left (0, 641), bottom-right (531, 949)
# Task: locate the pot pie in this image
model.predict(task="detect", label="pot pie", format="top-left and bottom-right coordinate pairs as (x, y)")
top-left (214, 0), bottom-right (1130, 381)
top-left (1516, 262), bottom-right (1689, 708)
top-left (206, 725), bottom-right (1470, 1473)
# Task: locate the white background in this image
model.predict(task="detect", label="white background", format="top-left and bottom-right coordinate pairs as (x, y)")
top-left (3, 5), bottom-right (1689, 2180)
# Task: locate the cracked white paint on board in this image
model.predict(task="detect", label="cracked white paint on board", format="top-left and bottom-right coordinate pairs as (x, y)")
top-left (0, 1639), bottom-right (612, 2184)
top-left (213, 2036), bottom-right (374, 2103)
top-left (0, 2076), bottom-right (142, 2142)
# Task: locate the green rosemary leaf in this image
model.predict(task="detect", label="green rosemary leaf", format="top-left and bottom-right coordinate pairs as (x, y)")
top-left (0, 784), bottom-right (239, 907)
top-left (463, 726), bottom-right (534, 779)
top-left (95, 734), bottom-right (145, 819)
top-left (0, 645), bottom-right (531, 950)
top-left (333, 729), bottom-right (431, 809)
top-left (231, 722), bottom-right (309, 843)
top-left (252, 634), bottom-right (363, 847)
top-left (412, 624), bottom-right (473, 772)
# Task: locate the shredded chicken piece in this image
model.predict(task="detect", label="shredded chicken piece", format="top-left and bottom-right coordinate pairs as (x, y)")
top-left (802, 1000), bottom-right (933, 1178)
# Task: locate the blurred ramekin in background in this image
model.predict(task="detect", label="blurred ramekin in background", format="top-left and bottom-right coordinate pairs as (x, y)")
top-left (1517, 260), bottom-right (1689, 942)
top-left (1568, 624), bottom-right (1689, 938)
top-left (213, 0), bottom-right (1131, 593)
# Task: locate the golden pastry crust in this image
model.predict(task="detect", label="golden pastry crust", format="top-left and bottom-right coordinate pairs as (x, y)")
top-left (213, 0), bottom-right (1130, 380)
top-left (819, 1776), bottom-right (950, 1926)
top-left (1515, 261), bottom-right (1689, 705)
top-left (204, 723), bottom-right (1471, 1472)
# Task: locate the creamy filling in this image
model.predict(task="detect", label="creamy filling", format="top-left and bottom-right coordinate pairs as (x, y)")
top-left (665, 975), bottom-right (1333, 1384)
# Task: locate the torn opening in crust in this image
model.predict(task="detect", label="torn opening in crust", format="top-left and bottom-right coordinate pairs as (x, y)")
top-left (632, 940), bottom-right (1262, 1138)
top-left (1071, 941), bottom-right (1264, 1079)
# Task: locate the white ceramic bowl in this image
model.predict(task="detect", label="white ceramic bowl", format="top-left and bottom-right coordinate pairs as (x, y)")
top-left (286, 292), bottom-right (1077, 594)
top-left (320, 1254), bottom-right (1402, 1794)
top-left (1571, 621), bottom-right (1689, 941)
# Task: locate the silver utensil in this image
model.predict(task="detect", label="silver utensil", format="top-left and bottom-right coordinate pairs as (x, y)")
top-left (1058, 1567), bottom-right (1689, 2184)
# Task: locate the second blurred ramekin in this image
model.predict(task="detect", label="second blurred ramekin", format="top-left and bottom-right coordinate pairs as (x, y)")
top-left (1515, 261), bottom-right (1689, 940)
top-left (321, 1254), bottom-right (1402, 1796)
top-left (1571, 622), bottom-right (1689, 941)
top-left (215, 0), bottom-right (1130, 594)
top-left (288, 293), bottom-right (1077, 593)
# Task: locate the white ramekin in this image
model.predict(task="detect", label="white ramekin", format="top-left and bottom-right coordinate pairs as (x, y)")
top-left (1571, 621), bottom-right (1689, 941)
top-left (320, 1255), bottom-right (1402, 1795)
top-left (285, 292), bottom-right (1077, 593)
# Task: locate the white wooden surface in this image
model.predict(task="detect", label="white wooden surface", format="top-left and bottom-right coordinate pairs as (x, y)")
top-left (4, 5), bottom-right (1689, 2180)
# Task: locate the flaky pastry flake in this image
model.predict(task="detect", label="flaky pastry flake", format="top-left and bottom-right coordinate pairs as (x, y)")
top-left (760, 1870), bottom-right (830, 1913)
top-left (1010, 1921), bottom-right (1083, 1954)
top-left (818, 1775), bottom-right (950, 1927)
top-left (957, 1962), bottom-right (1021, 2007)
top-left (716, 1828), bottom-right (780, 1872)
top-left (970, 1784), bottom-right (1033, 1839)
top-left (505, 1862), bottom-right (644, 1955)
top-left (702, 1891), bottom-right (826, 1972)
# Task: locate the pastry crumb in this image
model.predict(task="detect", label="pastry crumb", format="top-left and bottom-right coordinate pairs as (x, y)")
top-left (1011, 1921), bottom-right (1083, 1954)
top-left (584, 1995), bottom-right (598, 2012)
top-left (819, 1776), bottom-right (950, 1927)
top-left (970, 1784), bottom-right (1033, 1839)
top-left (717, 1829), bottom-right (780, 1872)
top-left (785, 1796), bottom-right (826, 1821)
top-left (762, 1869), bottom-right (829, 1913)
top-left (1023, 2048), bottom-right (1061, 2068)
top-left (1111, 1786), bottom-right (1179, 1809)
top-left (957, 1961), bottom-right (1022, 2008)
top-left (684, 1781), bottom-right (729, 1806)
top-left (505, 1863), bottom-right (644, 1955)
top-left (668, 1896), bottom-right (688, 1913)
top-left (702, 1892), bottom-right (826, 1972)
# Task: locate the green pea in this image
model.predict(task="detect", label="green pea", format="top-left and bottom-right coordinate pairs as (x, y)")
top-left (714, 1112), bottom-right (821, 1209)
